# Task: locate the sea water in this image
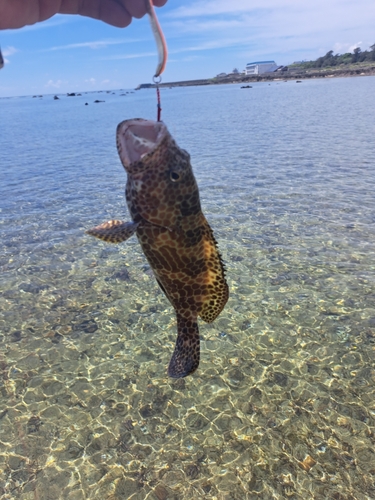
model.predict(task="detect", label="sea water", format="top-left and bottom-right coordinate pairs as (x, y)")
top-left (1, 77), bottom-right (375, 499)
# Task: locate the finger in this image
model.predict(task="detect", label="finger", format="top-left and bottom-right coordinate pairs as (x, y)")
top-left (117, 0), bottom-right (168, 20)
top-left (153, 0), bottom-right (168, 6)
top-left (117, 0), bottom-right (146, 19)
top-left (0, 0), bottom-right (61, 29)
top-left (59, 0), bottom-right (132, 28)
top-left (96, 1), bottom-right (132, 27)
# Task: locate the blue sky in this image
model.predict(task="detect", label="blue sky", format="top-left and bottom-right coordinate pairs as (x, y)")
top-left (1, 0), bottom-right (374, 97)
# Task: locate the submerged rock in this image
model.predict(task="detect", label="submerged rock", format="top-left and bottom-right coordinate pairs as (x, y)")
top-left (72, 319), bottom-right (98, 334)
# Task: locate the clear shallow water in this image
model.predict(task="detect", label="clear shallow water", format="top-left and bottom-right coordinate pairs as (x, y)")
top-left (1, 77), bottom-right (375, 499)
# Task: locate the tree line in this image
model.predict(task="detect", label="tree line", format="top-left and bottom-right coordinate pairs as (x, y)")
top-left (295, 44), bottom-right (375, 69)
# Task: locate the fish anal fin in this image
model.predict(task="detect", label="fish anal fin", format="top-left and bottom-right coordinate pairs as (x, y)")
top-left (155, 277), bottom-right (174, 306)
top-left (87, 220), bottom-right (138, 243)
top-left (168, 314), bottom-right (200, 378)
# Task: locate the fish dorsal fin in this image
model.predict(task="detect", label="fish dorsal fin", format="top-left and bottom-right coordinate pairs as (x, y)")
top-left (86, 220), bottom-right (138, 243)
top-left (168, 314), bottom-right (200, 378)
top-left (199, 274), bottom-right (228, 322)
top-left (199, 238), bottom-right (229, 323)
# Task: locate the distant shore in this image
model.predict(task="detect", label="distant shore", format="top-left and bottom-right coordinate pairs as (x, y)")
top-left (137, 64), bottom-right (375, 89)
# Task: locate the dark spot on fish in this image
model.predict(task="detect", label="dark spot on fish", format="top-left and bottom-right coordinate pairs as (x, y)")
top-left (180, 193), bottom-right (200, 216)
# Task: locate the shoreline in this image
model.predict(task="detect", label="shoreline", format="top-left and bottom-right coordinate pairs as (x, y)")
top-left (137, 65), bottom-right (375, 89)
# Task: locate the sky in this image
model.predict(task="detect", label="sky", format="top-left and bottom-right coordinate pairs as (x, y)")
top-left (0, 0), bottom-right (374, 97)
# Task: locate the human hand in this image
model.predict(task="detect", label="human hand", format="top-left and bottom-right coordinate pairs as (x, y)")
top-left (0, 0), bottom-right (168, 30)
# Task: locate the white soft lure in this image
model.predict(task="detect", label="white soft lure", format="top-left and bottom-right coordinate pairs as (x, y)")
top-left (145, 0), bottom-right (168, 78)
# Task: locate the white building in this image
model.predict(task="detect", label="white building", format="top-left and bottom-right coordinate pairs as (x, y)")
top-left (245, 61), bottom-right (278, 75)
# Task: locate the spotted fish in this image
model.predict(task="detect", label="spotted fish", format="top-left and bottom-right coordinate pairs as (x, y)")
top-left (87, 119), bottom-right (228, 378)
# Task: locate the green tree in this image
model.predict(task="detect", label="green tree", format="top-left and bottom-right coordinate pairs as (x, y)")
top-left (351, 47), bottom-right (361, 63)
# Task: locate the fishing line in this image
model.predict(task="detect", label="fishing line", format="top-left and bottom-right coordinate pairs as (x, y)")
top-left (154, 76), bottom-right (162, 122)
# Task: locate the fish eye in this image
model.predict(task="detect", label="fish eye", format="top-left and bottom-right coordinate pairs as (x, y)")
top-left (170, 171), bottom-right (180, 182)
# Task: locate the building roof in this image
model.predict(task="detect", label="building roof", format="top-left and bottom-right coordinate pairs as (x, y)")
top-left (246, 61), bottom-right (276, 65)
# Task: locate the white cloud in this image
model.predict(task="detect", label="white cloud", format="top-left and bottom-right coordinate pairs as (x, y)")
top-left (45, 79), bottom-right (63, 88)
top-left (166, 0), bottom-right (372, 19)
top-left (103, 51), bottom-right (156, 60)
top-left (2, 46), bottom-right (18, 57)
top-left (348, 41), bottom-right (363, 52)
top-left (48, 38), bottom-right (144, 51)
top-left (1, 46), bottom-right (18, 65)
top-left (162, 0), bottom-right (375, 65)
top-left (166, 0), bottom-right (271, 17)
top-left (333, 41), bottom-right (371, 54)
top-left (168, 55), bottom-right (201, 63)
top-left (85, 78), bottom-right (96, 85)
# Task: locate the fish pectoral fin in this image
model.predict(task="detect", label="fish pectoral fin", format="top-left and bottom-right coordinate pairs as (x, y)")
top-left (86, 220), bottom-right (138, 243)
top-left (168, 314), bottom-right (200, 378)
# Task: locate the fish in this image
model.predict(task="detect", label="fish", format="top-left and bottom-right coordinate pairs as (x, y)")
top-left (87, 119), bottom-right (228, 378)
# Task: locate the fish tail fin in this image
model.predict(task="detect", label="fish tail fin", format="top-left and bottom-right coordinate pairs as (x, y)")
top-left (168, 314), bottom-right (200, 378)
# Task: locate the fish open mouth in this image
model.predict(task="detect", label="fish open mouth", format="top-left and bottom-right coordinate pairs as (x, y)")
top-left (117, 119), bottom-right (167, 166)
